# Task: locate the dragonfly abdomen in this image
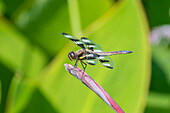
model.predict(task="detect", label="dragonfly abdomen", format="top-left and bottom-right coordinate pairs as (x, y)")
top-left (96, 50), bottom-right (132, 56)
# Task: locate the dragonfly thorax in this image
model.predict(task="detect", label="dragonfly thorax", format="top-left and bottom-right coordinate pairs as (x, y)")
top-left (68, 51), bottom-right (76, 61)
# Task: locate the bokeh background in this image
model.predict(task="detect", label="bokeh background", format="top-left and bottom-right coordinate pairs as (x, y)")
top-left (0, 0), bottom-right (169, 113)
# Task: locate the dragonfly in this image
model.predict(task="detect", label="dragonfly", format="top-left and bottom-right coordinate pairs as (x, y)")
top-left (62, 33), bottom-right (132, 71)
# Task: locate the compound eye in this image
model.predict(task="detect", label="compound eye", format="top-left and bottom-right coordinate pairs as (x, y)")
top-left (71, 52), bottom-right (75, 57)
top-left (68, 54), bottom-right (73, 61)
top-left (68, 51), bottom-right (75, 61)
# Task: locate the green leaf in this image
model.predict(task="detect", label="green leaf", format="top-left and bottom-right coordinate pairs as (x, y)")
top-left (0, 18), bottom-right (48, 113)
top-left (145, 92), bottom-right (170, 113)
top-left (22, 89), bottom-right (58, 113)
top-left (142, 0), bottom-right (170, 28)
top-left (0, 63), bottom-right (13, 113)
top-left (152, 45), bottom-right (170, 85)
top-left (1, 0), bottom-right (25, 17)
top-left (0, 18), bottom-right (48, 74)
top-left (12, 0), bottom-right (72, 56)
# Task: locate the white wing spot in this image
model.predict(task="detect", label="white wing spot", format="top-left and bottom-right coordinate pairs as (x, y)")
top-left (102, 63), bottom-right (111, 66)
top-left (87, 60), bottom-right (95, 63)
top-left (94, 50), bottom-right (102, 52)
top-left (65, 35), bottom-right (73, 38)
top-left (99, 56), bottom-right (105, 59)
top-left (75, 41), bottom-right (83, 44)
top-left (86, 54), bottom-right (94, 57)
top-left (88, 45), bottom-right (96, 48)
top-left (82, 39), bottom-right (91, 43)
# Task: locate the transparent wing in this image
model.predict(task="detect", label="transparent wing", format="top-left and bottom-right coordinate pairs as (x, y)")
top-left (85, 53), bottom-right (98, 65)
top-left (62, 33), bottom-right (85, 49)
top-left (98, 56), bottom-right (114, 69)
top-left (81, 37), bottom-right (103, 52)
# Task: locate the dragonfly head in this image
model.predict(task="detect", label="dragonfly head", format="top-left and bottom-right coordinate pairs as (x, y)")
top-left (68, 51), bottom-right (76, 61)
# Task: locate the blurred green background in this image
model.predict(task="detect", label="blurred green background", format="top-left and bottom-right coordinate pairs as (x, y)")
top-left (0, 0), bottom-right (169, 113)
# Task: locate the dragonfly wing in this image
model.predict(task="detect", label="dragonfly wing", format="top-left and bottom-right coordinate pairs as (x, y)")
top-left (62, 33), bottom-right (85, 49)
top-left (81, 37), bottom-right (103, 52)
top-left (98, 56), bottom-right (114, 69)
top-left (85, 53), bottom-right (98, 65)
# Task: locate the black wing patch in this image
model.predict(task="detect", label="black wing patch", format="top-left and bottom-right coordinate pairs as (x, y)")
top-left (81, 37), bottom-right (103, 52)
top-left (85, 53), bottom-right (98, 65)
top-left (98, 56), bottom-right (114, 69)
top-left (62, 33), bottom-right (85, 49)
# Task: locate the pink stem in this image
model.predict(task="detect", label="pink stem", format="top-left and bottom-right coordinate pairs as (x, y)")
top-left (64, 64), bottom-right (124, 113)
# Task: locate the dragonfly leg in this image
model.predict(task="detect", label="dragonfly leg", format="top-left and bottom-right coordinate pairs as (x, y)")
top-left (80, 60), bottom-right (87, 80)
top-left (80, 60), bottom-right (87, 72)
top-left (74, 59), bottom-right (78, 67)
top-left (74, 54), bottom-right (79, 67)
